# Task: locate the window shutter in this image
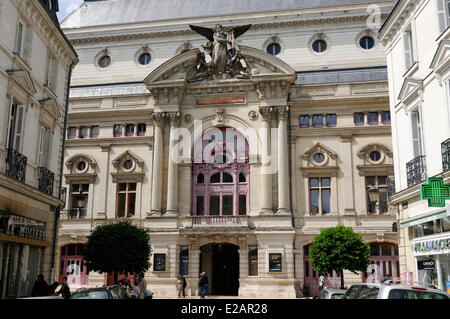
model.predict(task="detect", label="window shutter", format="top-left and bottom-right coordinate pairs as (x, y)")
top-left (16, 23), bottom-right (23, 55)
top-left (404, 31), bottom-right (413, 70)
top-left (411, 111), bottom-right (423, 157)
top-left (14, 105), bottom-right (25, 152)
top-left (437, 0), bottom-right (448, 33)
top-left (6, 98), bottom-right (14, 149)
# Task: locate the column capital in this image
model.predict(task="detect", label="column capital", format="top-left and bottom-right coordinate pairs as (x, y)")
top-left (152, 112), bottom-right (166, 127)
top-left (259, 106), bottom-right (274, 122)
top-left (276, 106), bottom-right (290, 121)
top-left (167, 111), bottom-right (182, 127)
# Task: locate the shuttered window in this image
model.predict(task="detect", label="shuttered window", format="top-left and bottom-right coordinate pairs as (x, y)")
top-left (411, 111), bottom-right (424, 158)
top-left (437, 0), bottom-right (450, 33)
top-left (403, 30), bottom-right (415, 71)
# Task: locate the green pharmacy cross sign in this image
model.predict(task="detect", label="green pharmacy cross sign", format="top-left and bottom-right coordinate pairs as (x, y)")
top-left (420, 178), bottom-right (450, 207)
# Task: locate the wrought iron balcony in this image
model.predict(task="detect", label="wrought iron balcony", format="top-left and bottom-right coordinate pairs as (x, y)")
top-left (37, 167), bottom-right (54, 196)
top-left (5, 148), bottom-right (27, 183)
top-left (406, 155), bottom-right (427, 188)
top-left (443, 138), bottom-right (450, 172)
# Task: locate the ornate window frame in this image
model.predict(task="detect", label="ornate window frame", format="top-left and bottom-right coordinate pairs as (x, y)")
top-left (262, 36), bottom-right (285, 56)
top-left (308, 33), bottom-right (332, 56)
top-left (355, 29), bottom-right (379, 52)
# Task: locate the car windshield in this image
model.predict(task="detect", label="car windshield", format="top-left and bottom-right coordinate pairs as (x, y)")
top-left (71, 290), bottom-right (110, 299)
top-left (357, 285), bottom-right (379, 299)
top-left (343, 286), bottom-right (360, 299)
top-left (388, 289), bottom-right (449, 300)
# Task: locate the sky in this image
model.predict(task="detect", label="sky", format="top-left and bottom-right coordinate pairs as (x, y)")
top-left (57, 0), bottom-right (84, 21)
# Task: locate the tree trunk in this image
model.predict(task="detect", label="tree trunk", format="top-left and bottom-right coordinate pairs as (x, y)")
top-left (340, 270), bottom-right (345, 289)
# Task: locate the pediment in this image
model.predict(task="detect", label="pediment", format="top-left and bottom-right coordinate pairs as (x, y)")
top-left (7, 69), bottom-right (37, 96)
top-left (65, 154), bottom-right (98, 175)
top-left (430, 39), bottom-right (450, 78)
top-left (397, 77), bottom-right (423, 104)
top-left (40, 98), bottom-right (62, 121)
top-left (358, 144), bottom-right (392, 158)
top-left (301, 143), bottom-right (337, 159)
top-left (144, 45), bottom-right (296, 87)
top-left (112, 150), bottom-right (145, 172)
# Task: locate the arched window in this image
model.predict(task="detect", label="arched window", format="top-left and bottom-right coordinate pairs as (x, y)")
top-left (223, 173), bottom-right (233, 183)
top-left (239, 173), bottom-right (246, 183)
top-left (210, 173), bottom-right (221, 184)
top-left (197, 174), bottom-right (204, 184)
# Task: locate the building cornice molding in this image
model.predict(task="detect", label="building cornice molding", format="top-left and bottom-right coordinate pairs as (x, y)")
top-left (66, 14), bottom-right (388, 45)
top-left (18, 0), bottom-right (78, 66)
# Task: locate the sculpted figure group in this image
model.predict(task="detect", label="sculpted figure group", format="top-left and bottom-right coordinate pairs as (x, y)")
top-left (188, 24), bottom-right (252, 82)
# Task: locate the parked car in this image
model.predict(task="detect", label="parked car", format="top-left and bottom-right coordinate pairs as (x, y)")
top-left (21, 296), bottom-right (63, 299)
top-left (313, 288), bottom-right (347, 299)
top-left (70, 285), bottom-right (129, 299)
top-left (343, 281), bottom-right (450, 299)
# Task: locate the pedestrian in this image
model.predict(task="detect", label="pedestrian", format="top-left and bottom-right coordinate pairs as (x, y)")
top-left (31, 274), bottom-right (49, 297)
top-left (138, 273), bottom-right (147, 300)
top-left (176, 276), bottom-right (184, 298)
top-left (56, 277), bottom-right (71, 299)
top-left (132, 277), bottom-right (140, 299)
top-left (319, 274), bottom-right (325, 291)
top-left (180, 274), bottom-right (187, 298)
top-left (198, 272), bottom-right (208, 299)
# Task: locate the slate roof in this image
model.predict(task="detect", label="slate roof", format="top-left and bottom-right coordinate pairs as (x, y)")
top-left (62, 0), bottom-right (388, 29)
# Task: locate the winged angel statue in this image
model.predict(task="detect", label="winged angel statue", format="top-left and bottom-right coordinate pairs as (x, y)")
top-left (188, 24), bottom-right (252, 82)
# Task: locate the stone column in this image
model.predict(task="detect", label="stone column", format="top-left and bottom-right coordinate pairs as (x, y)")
top-left (189, 249), bottom-right (201, 297)
top-left (341, 135), bottom-right (355, 213)
top-left (276, 106), bottom-right (290, 215)
top-left (166, 112), bottom-right (181, 217)
top-left (259, 107), bottom-right (273, 215)
top-left (150, 112), bottom-right (166, 216)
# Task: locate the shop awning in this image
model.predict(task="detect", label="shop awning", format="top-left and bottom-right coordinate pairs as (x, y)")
top-left (400, 207), bottom-right (450, 229)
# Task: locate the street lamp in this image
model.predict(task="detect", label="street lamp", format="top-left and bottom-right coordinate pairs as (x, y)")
top-left (368, 186), bottom-right (379, 214)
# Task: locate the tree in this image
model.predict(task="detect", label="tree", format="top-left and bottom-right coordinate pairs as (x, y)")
top-left (81, 220), bottom-right (152, 283)
top-left (309, 225), bottom-right (370, 289)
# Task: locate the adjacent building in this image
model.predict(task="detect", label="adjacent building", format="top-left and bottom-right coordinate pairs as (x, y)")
top-left (59, 0), bottom-right (398, 298)
top-left (0, 0), bottom-right (78, 298)
top-left (379, 0), bottom-right (450, 292)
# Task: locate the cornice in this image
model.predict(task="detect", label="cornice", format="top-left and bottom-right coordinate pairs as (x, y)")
top-left (67, 14), bottom-right (388, 45)
top-left (19, 0), bottom-right (78, 66)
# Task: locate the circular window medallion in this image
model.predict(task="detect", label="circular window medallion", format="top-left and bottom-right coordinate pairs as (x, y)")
top-left (266, 43), bottom-right (281, 56)
top-left (98, 55), bottom-right (111, 68)
top-left (312, 39), bottom-right (327, 53)
top-left (369, 151), bottom-right (382, 162)
top-left (124, 160), bottom-right (133, 170)
top-left (314, 153), bottom-right (326, 164)
top-left (138, 52), bottom-right (152, 65)
top-left (360, 36), bottom-right (375, 50)
top-left (77, 161), bottom-right (87, 173)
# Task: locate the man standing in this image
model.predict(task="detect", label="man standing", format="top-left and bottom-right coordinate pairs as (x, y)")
top-left (31, 274), bottom-right (49, 297)
top-left (56, 277), bottom-right (71, 299)
top-left (198, 272), bottom-right (209, 299)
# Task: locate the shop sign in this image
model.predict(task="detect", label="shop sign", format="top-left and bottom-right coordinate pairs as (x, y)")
top-left (420, 178), bottom-right (450, 208)
top-left (418, 259), bottom-right (435, 270)
top-left (0, 211), bottom-right (46, 241)
top-left (414, 237), bottom-right (450, 254)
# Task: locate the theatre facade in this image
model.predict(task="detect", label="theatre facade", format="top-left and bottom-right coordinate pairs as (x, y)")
top-left (58, 0), bottom-right (399, 298)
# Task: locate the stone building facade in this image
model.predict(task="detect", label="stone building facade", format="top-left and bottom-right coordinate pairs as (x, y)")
top-left (58, 0), bottom-right (398, 298)
top-left (379, 0), bottom-right (450, 292)
top-left (0, 0), bottom-right (78, 298)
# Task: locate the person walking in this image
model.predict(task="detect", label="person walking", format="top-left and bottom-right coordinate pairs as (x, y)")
top-left (176, 276), bottom-right (184, 298)
top-left (180, 274), bottom-right (187, 298)
top-left (319, 274), bottom-right (325, 291)
top-left (138, 273), bottom-right (147, 300)
top-left (198, 272), bottom-right (209, 299)
top-left (31, 274), bottom-right (49, 297)
top-left (56, 277), bottom-right (72, 299)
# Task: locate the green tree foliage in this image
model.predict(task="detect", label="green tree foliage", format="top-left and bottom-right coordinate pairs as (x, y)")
top-left (81, 220), bottom-right (152, 279)
top-left (309, 225), bottom-right (370, 288)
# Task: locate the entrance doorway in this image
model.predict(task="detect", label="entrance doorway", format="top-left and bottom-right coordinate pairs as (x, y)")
top-left (200, 243), bottom-right (239, 296)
